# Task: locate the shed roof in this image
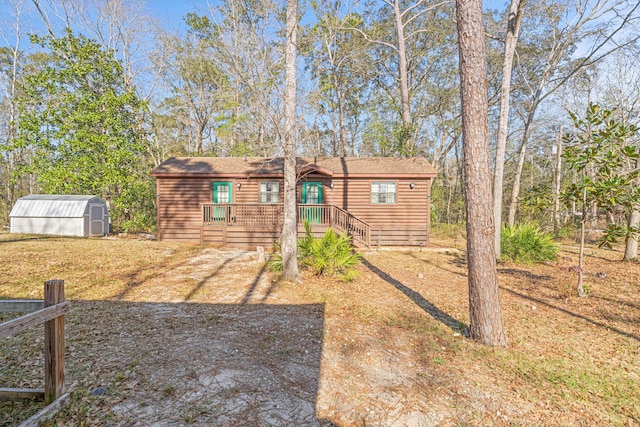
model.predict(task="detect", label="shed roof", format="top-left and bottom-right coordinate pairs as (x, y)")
top-left (150, 157), bottom-right (437, 179)
top-left (10, 195), bottom-right (104, 218)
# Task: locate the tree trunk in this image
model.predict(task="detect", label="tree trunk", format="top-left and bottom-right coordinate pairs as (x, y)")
top-left (5, 9), bottom-right (22, 212)
top-left (196, 123), bottom-right (205, 154)
top-left (281, 0), bottom-right (300, 281)
top-left (392, 0), bottom-right (413, 154)
top-left (456, 0), bottom-right (508, 346)
top-left (337, 90), bottom-right (347, 157)
top-left (507, 103), bottom-right (537, 226)
top-left (577, 185), bottom-right (587, 297)
top-left (493, 0), bottom-right (524, 259)
top-left (624, 210), bottom-right (639, 260)
top-left (552, 126), bottom-right (563, 237)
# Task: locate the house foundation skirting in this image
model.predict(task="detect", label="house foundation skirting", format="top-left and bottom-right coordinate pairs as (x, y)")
top-left (200, 223), bottom-right (427, 249)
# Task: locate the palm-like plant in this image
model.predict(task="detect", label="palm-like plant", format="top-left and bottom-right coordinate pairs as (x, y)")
top-left (501, 222), bottom-right (559, 264)
top-left (269, 221), bottom-right (361, 281)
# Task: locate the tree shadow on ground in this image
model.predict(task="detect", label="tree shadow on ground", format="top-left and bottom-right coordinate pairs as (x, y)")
top-left (1, 300), bottom-right (338, 426)
top-left (362, 258), bottom-right (467, 334)
top-left (183, 253), bottom-right (246, 301)
top-left (497, 268), bottom-right (554, 281)
top-left (500, 287), bottom-right (640, 342)
top-left (241, 263), bottom-right (272, 304)
top-left (0, 234), bottom-right (61, 244)
top-left (591, 294), bottom-right (640, 311)
top-left (448, 252), bottom-right (468, 269)
top-left (110, 250), bottom-right (248, 302)
top-left (407, 252), bottom-right (468, 278)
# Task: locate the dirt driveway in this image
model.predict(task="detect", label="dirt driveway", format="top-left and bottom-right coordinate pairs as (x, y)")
top-left (3, 238), bottom-right (638, 426)
top-left (53, 249), bottom-right (336, 426)
top-left (16, 247), bottom-right (471, 426)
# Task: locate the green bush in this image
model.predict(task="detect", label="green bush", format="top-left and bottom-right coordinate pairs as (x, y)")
top-left (268, 222), bottom-right (361, 282)
top-left (501, 222), bottom-right (559, 264)
top-left (431, 221), bottom-right (466, 239)
top-left (119, 211), bottom-right (157, 234)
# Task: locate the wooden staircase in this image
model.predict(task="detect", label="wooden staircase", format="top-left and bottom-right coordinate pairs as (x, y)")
top-left (319, 205), bottom-right (371, 248)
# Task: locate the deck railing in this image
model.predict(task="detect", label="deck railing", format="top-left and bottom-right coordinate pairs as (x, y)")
top-left (202, 203), bottom-right (371, 247)
top-left (203, 203), bottom-right (284, 226)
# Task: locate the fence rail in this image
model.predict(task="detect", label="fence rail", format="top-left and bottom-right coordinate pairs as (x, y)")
top-left (0, 280), bottom-right (67, 404)
top-left (201, 203), bottom-right (371, 247)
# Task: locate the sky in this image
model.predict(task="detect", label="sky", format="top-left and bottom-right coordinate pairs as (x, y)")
top-left (143, 0), bottom-right (204, 33)
top-left (0, 0), bottom-right (515, 46)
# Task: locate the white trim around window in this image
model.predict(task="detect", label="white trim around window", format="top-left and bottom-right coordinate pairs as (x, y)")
top-left (371, 181), bottom-right (397, 204)
top-left (259, 181), bottom-right (280, 203)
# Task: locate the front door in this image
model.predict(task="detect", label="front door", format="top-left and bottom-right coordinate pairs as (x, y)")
top-left (212, 182), bottom-right (232, 223)
top-left (301, 182), bottom-right (323, 223)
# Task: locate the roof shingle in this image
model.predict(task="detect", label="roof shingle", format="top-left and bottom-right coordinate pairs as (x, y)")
top-left (151, 157), bottom-right (437, 178)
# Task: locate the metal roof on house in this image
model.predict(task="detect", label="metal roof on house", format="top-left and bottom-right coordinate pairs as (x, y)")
top-left (150, 157), bottom-right (438, 178)
top-left (9, 195), bottom-right (104, 218)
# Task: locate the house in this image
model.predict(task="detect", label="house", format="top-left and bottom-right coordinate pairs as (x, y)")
top-left (10, 195), bottom-right (110, 237)
top-left (150, 157), bottom-right (437, 248)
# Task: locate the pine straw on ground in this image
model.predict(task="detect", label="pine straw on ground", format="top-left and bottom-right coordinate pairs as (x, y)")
top-left (0, 233), bottom-right (638, 426)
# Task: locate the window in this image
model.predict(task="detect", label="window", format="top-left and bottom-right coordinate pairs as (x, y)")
top-left (260, 181), bottom-right (280, 203)
top-left (217, 185), bottom-right (230, 203)
top-left (212, 182), bottom-right (232, 203)
top-left (371, 182), bottom-right (396, 204)
top-left (302, 182), bottom-right (322, 204)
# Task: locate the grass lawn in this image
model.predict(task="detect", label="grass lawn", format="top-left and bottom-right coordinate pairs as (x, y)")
top-left (1, 232), bottom-right (638, 426)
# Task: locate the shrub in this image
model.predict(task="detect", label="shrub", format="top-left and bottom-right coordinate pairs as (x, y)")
top-left (268, 222), bottom-right (361, 282)
top-left (432, 221), bottom-right (466, 239)
top-left (501, 222), bottom-right (559, 264)
top-left (119, 212), bottom-right (157, 234)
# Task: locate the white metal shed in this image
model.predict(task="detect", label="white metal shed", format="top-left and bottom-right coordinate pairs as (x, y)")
top-left (9, 195), bottom-right (110, 237)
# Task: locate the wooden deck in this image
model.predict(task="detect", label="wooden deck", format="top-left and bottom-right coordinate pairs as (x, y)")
top-left (201, 203), bottom-right (371, 248)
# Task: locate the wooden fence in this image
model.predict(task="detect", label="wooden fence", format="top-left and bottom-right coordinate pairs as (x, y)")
top-left (0, 280), bottom-right (69, 404)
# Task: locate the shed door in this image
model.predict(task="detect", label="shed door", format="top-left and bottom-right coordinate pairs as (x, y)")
top-left (301, 182), bottom-right (323, 224)
top-left (90, 204), bottom-right (105, 236)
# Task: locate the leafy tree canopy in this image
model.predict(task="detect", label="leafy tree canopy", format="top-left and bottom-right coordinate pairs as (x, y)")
top-left (563, 103), bottom-right (640, 249)
top-left (15, 28), bottom-right (151, 229)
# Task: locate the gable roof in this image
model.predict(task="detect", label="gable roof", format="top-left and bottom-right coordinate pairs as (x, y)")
top-left (9, 195), bottom-right (105, 218)
top-left (150, 157), bottom-right (437, 179)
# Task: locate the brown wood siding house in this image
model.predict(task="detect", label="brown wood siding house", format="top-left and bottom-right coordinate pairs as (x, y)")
top-left (150, 157), bottom-right (437, 248)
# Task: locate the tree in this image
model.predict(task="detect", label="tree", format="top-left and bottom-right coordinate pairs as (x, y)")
top-left (0, 0), bottom-right (32, 224)
top-left (203, 0), bottom-right (285, 156)
top-left (305, 6), bottom-right (368, 156)
top-left (456, 0), bottom-right (508, 346)
top-left (563, 104), bottom-right (639, 295)
top-left (281, 0), bottom-right (299, 281)
top-left (552, 125), bottom-right (563, 236)
top-left (162, 14), bottom-right (229, 155)
top-left (344, 0), bottom-right (453, 156)
top-left (597, 47), bottom-right (640, 260)
top-left (506, 0), bottom-right (640, 227)
top-left (492, 0), bottom-right (525, 259)
top-left (15, 29), bottom-right (151, 228)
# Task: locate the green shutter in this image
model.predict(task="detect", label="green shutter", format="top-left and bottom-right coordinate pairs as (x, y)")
top-left (301, 182), bottom-right (322, 204)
